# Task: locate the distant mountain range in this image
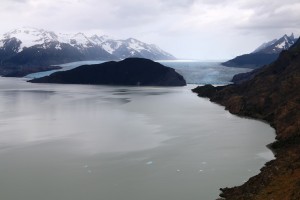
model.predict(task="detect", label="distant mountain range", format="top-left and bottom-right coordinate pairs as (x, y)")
top-left (0, 27), bottom-right (175, 76)
top-left (222, 34), bottom-right (298, 69)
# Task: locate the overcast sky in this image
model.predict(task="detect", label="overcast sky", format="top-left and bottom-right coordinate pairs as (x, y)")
top-left (1, 0), bottom-right (300, 60)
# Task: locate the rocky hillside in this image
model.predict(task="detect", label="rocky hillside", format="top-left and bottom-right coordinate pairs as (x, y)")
top-left (222, 34), bottom-right (297, 69)
top-left (193, 38), bottom-right (300, 199)
top-left (29, 58), bottom-right (186, 86)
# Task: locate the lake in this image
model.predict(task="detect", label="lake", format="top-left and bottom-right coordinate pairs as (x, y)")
top-left (0, 61), bottom-right (274, 200)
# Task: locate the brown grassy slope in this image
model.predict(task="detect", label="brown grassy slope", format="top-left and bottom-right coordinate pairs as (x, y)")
top-left (193, 39), bottom-right (300, 200)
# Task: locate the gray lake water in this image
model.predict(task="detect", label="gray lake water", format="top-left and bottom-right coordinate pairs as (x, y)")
top-left (0, 77), bottom-right (274, 200)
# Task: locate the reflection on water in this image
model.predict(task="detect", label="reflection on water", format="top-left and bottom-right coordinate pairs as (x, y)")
top-left (0, 77), bottom-right (274, 200)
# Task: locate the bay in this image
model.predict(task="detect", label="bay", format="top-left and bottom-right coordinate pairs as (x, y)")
top-left (0, 76), bottom-right (274, 200)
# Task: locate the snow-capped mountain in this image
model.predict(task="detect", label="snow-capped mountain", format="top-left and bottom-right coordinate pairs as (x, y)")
top-left (97, 37), bottom-right (174, 60)
top-left (0, 27), bottom-right (175, 63)
top-left (253, 34), bottom-right (297, 54)
top-left (222, 33), bottom-right (298, 69)
top-left (2, 28), bottom-right (61, 52)
top-left (0, 27), bottom-right (175, 76)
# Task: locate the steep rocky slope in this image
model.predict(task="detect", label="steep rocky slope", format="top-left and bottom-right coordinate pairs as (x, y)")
top-left (193, 39), bottom-right (300, 199)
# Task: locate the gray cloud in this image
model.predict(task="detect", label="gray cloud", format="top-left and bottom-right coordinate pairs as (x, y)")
top-left (228, 0), bottom-right (300, 38)
top-left (0, 0), bottom-right (299, 59)
top-left (9, 0), bottom-right (28, 2)
top-left (160, 0), bottom-right (196, 8)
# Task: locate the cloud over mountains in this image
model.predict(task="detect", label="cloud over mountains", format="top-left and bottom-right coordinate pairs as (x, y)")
top-left (1, 0), bottom-right (299, 59)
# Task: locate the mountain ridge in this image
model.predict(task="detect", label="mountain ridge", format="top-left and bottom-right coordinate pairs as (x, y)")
top-left (0, 27), bottom-right (175, 77)
top-left (222, 34), bottom-right (297, 69)
top-left (0, 27), bottom-right (175, 59)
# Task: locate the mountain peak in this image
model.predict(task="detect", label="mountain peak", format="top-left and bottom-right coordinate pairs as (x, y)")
top-left (2, 27), bottom-right (59, 52)
top-left (223, 34), bottom-right (298, 69)
top-left (253, 33), bottom-right (297, 54)
top-left (0, 27), bottom-right (175, 73)
top-left (126, 37), bottom-right (137, 41)
top-left (89, 34), bottom-right (112, 44)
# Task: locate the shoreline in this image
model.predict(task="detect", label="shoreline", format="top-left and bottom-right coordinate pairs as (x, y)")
top-left (192, 82), bottom-right (300, 199)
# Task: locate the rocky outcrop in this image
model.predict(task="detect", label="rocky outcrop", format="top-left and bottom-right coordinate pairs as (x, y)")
top-left (29, 58), bottom-right (186, 86)
top-left (192, 38), bottom-right (300, 199)
top-left (231, 67), bottom-right (263, 84)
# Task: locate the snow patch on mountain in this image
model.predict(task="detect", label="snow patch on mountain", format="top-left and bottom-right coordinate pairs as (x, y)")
top-left (56, 33), bottom-right (71, 44)
top-left (3, 27), bottom-right (57, 52)
top-left (101, 42), bottom-right (115, 54)
top-left (126, 38), bottom-right (146, 52)
top-left (275, 41), bottom-right (286, 49)
top-left (70, 33), bottom-right (91, 48)
top-left (90, 35), bottom-right (112, 45)
top-left (253, 33), bottom-right (297, 54)
top-left (55, 44), bottom-right (62, 50)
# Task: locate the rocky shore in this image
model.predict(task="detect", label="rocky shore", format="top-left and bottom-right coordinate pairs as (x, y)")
top-left (193, 39), bottom-right (300, 199)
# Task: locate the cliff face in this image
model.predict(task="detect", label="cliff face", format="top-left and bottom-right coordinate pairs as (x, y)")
top-left (29, 58), bottom-right (186, 86)
top-left (193, 39), bottom-right (300, 199)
